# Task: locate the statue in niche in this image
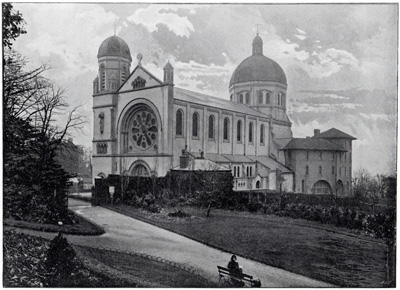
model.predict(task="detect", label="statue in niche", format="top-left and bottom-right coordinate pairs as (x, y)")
top-left (131, 76), bottom-right (146, 89)
top-left (99, 112), bottom-right (105, 134)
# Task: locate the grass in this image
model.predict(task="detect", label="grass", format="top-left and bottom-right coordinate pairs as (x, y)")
top-left (76, 246), bottom-right (217, 287)
top-left (106, 204), bottom-right (388, 287)
top-left (3, 230), bottom-right (134, 287)
top-left (3, 210), bottom-right (104, 236)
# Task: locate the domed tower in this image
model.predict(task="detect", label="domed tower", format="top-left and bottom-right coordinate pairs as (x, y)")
top-left (229, 34), bottom-right (292, 139)
top-left (93, 35), bottom-right (132, 94)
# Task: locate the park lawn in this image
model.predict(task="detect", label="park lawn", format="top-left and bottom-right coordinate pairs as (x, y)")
top-left (76, 246), bottom-right (217, 287)
top-left (107, 204), bottom-right (387, 287)
top-left (4, 210), bottom-right (104, 235)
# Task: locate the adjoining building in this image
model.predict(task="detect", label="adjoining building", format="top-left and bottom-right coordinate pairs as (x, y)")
top-left (91, 32), bottom-right (356, 195)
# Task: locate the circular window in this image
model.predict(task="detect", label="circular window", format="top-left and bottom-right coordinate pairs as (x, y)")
top-left (131, 110), bottom-right (158, 150)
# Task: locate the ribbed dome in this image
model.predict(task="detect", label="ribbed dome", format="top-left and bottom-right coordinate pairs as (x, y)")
top-left (97, 35), bottom-right (132, 61)
top-left (229, 54), bottom-right (287, 86)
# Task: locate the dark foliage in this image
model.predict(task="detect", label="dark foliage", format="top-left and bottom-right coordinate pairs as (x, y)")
top-left (2, 3), bottom-right (26, 49)
top-left (44, 233), bottom-right (76, 286)
top-left (168, 209), bottom-right (191, 218)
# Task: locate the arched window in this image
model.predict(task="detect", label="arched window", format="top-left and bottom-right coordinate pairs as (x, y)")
top-left (277, 93), bottom-right (281, 106)
top-left (258, 92), bottom-right (263, 104)
top-left (121, 66), bottom-right (127, 83)
top-left (176, 109), bottom-right (183, 136)
top-left (306, 165), bottom-right (309, 175)
top-left (256, 180), bottom-right (260, 189)
top-left (237, 120), bottom-right (242, 142)
top-left (260, 124), bottom-right (265, 144)
top-left (208, 115), bottom-right (215, 139)
top-left (131, 164), bottom-right (149, 176)
top-left (266, 92), bottom-right (271, 104)
top-left (192, 112), bottom-right (199, 137)
top-left (223, 117), bottom-right (229, 141)
top-left (319, 165), bottom-right (322, 175)
top-left (282, 93), bottom-right (285, 107)
top-left (249, 122), bottom-right (253, 143)
top-left (100, 64), bottom-right (106, 91)
top-left (240, 94), bottom-right (244, 103)
top-left (245, 93), bottom-right (250, 104)
top-left (312, 180), bottom-right (332, 195)
top-left (230, 94), bottom-right (233, 101)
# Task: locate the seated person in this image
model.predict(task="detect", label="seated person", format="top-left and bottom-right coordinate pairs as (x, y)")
top-left (227, 255), bottom-right (243, 277)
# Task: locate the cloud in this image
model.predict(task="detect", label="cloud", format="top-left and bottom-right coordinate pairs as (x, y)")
top-left (127, 5), bottom-right (195, 38)
top-left (296, 28), bottom-right (306, 34)
top-left (14, 3), bottom-right (118, 83)
top-left (295, 34), bottom-right (306, 40)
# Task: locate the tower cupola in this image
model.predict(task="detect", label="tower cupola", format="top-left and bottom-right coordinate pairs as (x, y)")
top-left (252, 34), bottom-right (263, 55)
top-left (163, 61), bottom-right (174, 84)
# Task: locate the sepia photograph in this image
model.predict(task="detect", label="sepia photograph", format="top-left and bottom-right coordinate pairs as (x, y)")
top-left (3, 2), bottom-right (397, 287)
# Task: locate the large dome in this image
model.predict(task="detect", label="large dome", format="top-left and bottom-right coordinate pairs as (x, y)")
top-left (97, 35), bottom-right (132, 61)
top-left (229, 54), bottom-right (287, 87)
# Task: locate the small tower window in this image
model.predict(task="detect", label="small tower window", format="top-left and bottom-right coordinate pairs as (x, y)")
top-left (258, 92), bottom-right (263, 104)
top-left (319, 151), bottom-right (323, 160)
top-left (319, 166), bottom-right (322, 175)
top-left (100, 64), bottom-right (106, 91)
top-left (277, 93), bottom-right (281, 106)
top-left (245, 93), bottom-right (250, 104)
top-left (332, 166), bottom-right (335, 174)
top-left (240, 94), bottom-right (244, 103)
top-left (266, 92), bottom-right (271, 104)
top-left (230, 94), bottom-right (233, 101)
top-left (306, 165), bottom-right (309, 175)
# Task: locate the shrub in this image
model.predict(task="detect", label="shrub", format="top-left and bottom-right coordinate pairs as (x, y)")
top-left (44, 232), bottom-right (76, 287)
top-left (168, 209), bottom-right (191, 218)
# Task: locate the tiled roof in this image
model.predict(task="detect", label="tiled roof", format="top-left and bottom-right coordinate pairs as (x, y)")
top-left (282, 138), bottom-right (346, 151)
top-left (248, 155), bottom-right (293, 173)
top-left (313, 128), bottom-right (356, 140)
top-left (222, 154), bottom-right (256, 163)
top-left (174, 87), bottom-right (270, 119)
top-left (189, 152), bottom-right (231, 163)
top-left (172, 158), bottom-right (230, 171)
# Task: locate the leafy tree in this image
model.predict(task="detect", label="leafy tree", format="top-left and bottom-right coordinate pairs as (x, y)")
top-left (2, 3), bottom-right (26, 49)
top-left (3, 3), bottom-right (86, 223)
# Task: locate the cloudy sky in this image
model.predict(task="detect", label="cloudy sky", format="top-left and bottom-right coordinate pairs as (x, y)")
top-left (12, 3), bottom-right (397, 175)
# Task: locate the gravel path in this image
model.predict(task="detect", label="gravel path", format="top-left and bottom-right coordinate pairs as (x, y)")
top-left (12, 198), bottom-right (334, 287)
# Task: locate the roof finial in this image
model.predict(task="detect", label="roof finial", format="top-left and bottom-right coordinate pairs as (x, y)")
top-left (113, 20), bottom-right (117, 36)
top-left (137, 53), bottom-right (143, 66)
top-left (255, 23), bottom-right (261, 35)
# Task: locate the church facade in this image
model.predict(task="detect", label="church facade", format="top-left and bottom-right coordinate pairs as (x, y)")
top-left (92, 33), bottom-right (355, 195)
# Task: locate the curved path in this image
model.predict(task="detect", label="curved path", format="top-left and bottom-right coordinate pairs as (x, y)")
top-left (23, 198), bottom-right (334, 287)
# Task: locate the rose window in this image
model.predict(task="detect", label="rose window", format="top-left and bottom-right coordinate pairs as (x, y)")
top-left (131, 110), bottom-right (158, 150)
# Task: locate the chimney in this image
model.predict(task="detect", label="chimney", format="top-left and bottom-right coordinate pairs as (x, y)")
top-left (314, 129), bottom-right (320, 137)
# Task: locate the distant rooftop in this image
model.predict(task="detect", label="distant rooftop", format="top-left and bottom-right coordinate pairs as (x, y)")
top-left (313, 128), bottom-right (356, 140)
top-left (282, 138), bottom-right (346, 151)
top-left (174, 87), bottom-right (270, 120)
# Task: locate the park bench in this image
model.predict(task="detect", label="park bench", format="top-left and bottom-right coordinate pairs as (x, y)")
top-left (217, 265), bottom-right (261, 287)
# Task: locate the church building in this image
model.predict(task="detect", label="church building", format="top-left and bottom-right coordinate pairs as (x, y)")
top-left (92, 33), bottom-right (355, 195)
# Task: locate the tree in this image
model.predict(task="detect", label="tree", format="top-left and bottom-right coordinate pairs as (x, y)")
top-left (2, 3), bottom-right (26, 49)
top-left (3, 5), bottom-right (86, 223)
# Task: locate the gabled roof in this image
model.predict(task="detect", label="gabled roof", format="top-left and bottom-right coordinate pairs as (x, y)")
top-left (222, 154), bottom-right (255, 163)
top-left (174, 87), bottom-right (270, 119)
top-left (282, 138), bottom-right (346, 151)
top-left (313, 128), bottom-right (356, 140)
top-left (189, 152), bottom-right (231, 163)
